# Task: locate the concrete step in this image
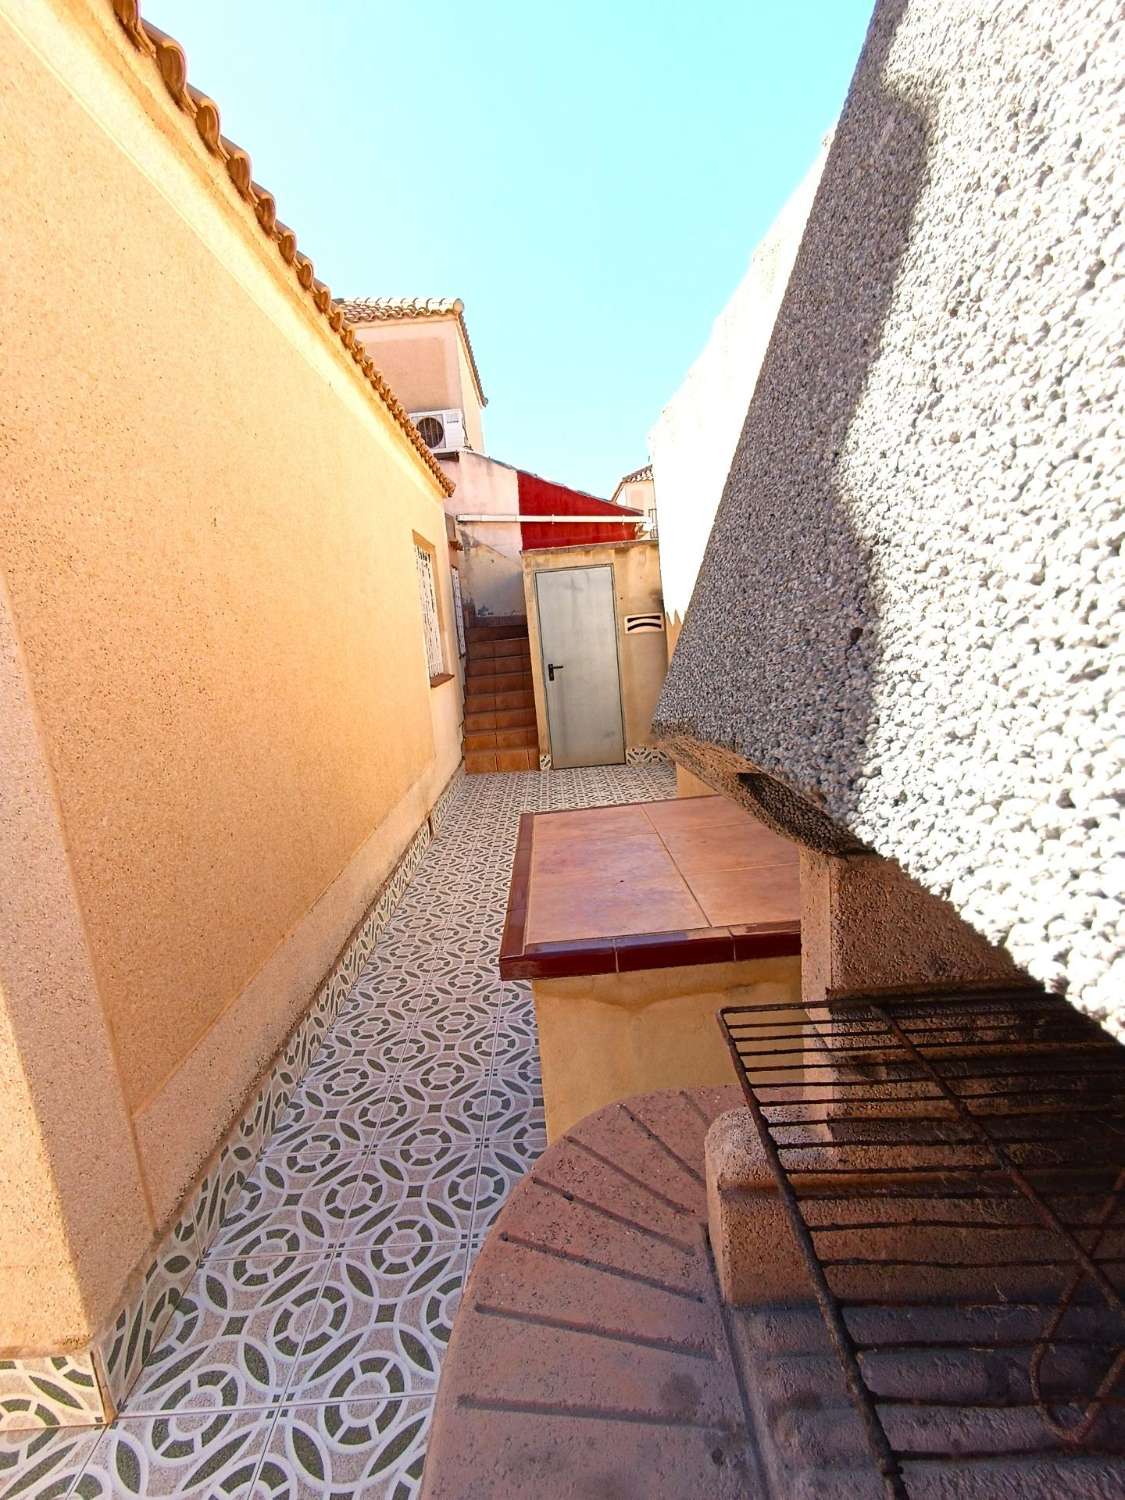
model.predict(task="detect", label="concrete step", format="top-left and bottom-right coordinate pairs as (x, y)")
top-left (466, 670), bottom-right (533, 696)
top-left (465, 747), bottom-right (539, 774)
top-left (472, 637), bottom-right (531, 662)
top-left (464, 727), bottom-right (538, 753)
top-left (466, 618), bottom-right (528, 644)
top-left (464, 707), bottom-right (538, 733)
top-left (465, 688), bottom-right (535, 714)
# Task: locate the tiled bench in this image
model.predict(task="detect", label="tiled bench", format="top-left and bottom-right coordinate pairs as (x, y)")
top-left (421, 1086), bottom-right (761, 1499)
top-left (499, 796), bottom-right (801, 1138)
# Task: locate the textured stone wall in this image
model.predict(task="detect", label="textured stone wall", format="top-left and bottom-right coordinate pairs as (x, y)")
top-left (655, 0), bottom-right (1123, 1033)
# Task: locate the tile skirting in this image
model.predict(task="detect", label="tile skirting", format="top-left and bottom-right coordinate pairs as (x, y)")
top-left (540, 748), bottom-right (670, 771)
top-left (625, 745), bottom-right (671, 765)
top-left (0, 765), bottom-right (463, 1433)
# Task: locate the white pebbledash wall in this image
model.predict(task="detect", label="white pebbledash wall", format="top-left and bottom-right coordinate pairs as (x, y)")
top-left (648, 135), bottom-right (832, 635)
top-left (655, 0), bottom-right (1124, 1035)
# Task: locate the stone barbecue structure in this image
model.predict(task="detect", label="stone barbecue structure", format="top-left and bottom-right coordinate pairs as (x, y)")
top-left (654, 0), bottom-right (1124, 1035)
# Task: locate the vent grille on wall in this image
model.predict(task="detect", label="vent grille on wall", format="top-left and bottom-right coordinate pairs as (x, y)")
top-left (624, 613), bottom-right (664, 633)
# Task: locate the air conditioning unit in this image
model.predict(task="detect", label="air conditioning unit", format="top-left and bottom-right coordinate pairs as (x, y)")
top-left (410, 409), bottom-right (466, 455)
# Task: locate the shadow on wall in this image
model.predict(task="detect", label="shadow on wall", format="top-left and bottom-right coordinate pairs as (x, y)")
top-left (654, 0), bottom-right (929, 853)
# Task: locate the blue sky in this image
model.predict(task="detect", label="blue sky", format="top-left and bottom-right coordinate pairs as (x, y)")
top-left (148, 1), bottom-right (874, 496)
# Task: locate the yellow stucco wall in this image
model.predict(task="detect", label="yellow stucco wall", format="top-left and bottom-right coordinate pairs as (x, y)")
top-left (533, 956), bottom-right (801, 1140)
top-left (521, 541), bottom-right (666, 761)
top-left (0, 0), bottom-right (463, 1347)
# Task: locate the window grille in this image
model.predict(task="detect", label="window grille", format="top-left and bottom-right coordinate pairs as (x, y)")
top-left (415, 543), bottom-right (445, 679)
top-left (450, 568), bottom-right (467, 658)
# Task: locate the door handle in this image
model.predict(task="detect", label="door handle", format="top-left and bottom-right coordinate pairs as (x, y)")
top-left (547, 662), bottom-right (565, 682)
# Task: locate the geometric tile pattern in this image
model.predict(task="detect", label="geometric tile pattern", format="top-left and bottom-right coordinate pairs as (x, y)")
top-left (1, 763), bottom-right (674, 1497)
top-left (541, 746), bottom-right (671, 770)
top-left (625, 744), bottom-right (672, 764)
top-left (0, 1358), bottom-right (102, 1436)
top-left (1, 773), bottom-right (462, 1443)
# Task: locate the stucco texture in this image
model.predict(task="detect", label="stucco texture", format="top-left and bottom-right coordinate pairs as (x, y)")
top-left (0, 574), bottom-right (152, 1349)
top-left (655, 0), bottom-right (1124, 1032)
top-left (0, 0), bottom-right (462, 1343)
top-left (533, 957), bottom-right (800, 1141)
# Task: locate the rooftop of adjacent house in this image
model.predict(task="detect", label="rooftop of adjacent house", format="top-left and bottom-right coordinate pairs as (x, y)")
top-left (611, 462), bottom-right (654, 504)
top-left (337, 296), bottom-right (488, 407)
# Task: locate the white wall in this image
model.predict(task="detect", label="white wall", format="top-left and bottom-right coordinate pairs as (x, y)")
top-left (447, 452), bottom-right (526, 619)
top-left (649, 135), bottom-right (832, 629)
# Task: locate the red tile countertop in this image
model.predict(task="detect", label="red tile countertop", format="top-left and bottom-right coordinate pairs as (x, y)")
top-left (499, 795), bottom-right (800, 980)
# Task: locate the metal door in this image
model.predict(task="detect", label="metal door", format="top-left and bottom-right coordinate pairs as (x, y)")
top-left (534, 565), bottom-right (625, 768)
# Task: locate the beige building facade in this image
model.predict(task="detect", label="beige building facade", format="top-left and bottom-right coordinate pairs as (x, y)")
top-left (609, 464), bottom-right (657, 534)
top-left (340, 297), bottom-right (488, 457)
top-left (0, 0), bottom-right (463, 1413)
top-left (444, 452), bottom-right (528, 621)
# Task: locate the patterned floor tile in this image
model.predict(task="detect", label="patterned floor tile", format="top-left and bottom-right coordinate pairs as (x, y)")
top-left (486, 1024), bottom-right (540, 1076)
top-left (264, 1092), bottom-right (389, 1159)
top-left (475, 1069), bottom-right (545, 1137)
top-left (0, 768), bottom-right (678, 1500)
top-left (385, 1049), bottom-right (492, 1095)
top-left (322, 1018), bottom-right (415, 1059)
top-left (259, 1121), bottom-right (371, 1161)
top-left (424, 968), bottom-right (505, 1007)
top-left (209, 1159), bottom-right (378, 1258)
top-left (484, 1116), bottom-right (547, 1166)
top-left (377, 1076), bottom-right (496, 1147)
top-left (125, 1255), bottom-right (327, 1414)
top-left (256, 1397), bottom-right (430, 1499)
top-left (286, 1244), bottom-right (466, 1402)
top-left (0, 1426), bottom-right (99, 1500)
top-left (346, 968), bottom-right (432, 1010)
top-left (344, 1147), bottom-right (482, 1245)
top-left (296, 1051), bottom-right (402, 1101)
top-left (69, 1408), bottom-right (269, 1497)
top-left (395, 1015), bottom-right (497, 1061)
top-left (471, 1138), bottom-right (539, 1238)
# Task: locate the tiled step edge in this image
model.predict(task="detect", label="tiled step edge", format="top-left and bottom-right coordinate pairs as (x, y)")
top-left (0, 762), bottom-right (465, 1434)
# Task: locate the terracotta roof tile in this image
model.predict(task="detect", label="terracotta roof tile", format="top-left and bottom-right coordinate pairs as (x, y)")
top-left (337, 297), bottom-right (488, 407)
top-left (106, 1), bottom-right (454, 497)
top-left (618, 463), bottom-right (653, 486)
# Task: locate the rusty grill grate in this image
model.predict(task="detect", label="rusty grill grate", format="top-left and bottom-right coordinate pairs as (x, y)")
top-left (718, 985), bottom-right (1125, 1498)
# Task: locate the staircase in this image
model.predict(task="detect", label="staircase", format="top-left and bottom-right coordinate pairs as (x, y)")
top-left (462, 617), bottom-right (540, 773)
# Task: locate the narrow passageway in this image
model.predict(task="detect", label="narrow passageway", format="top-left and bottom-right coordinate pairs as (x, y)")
top-left (21, 764), bottom-right (673, 1499)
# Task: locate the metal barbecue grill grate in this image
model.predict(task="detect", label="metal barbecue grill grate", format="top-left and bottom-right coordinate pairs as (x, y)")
top-left (718, 985), bottom-right (1125, 1499)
